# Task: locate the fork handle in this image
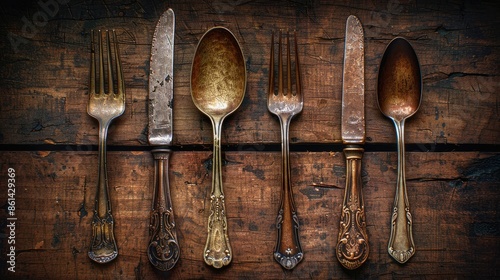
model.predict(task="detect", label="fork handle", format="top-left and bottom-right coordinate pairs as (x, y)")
top-left (274, 116), bottom-right (303, 270)
top-left (148, 149), bottom-right (180, 271)
top-left (336, 146), bottom-right (369, 269)
top-left (89, 122), bottom-right (118, 263)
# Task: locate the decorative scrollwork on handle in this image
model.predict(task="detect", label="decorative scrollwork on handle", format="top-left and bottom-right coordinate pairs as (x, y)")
top-left (148, 149), bottom-right (180, 271)
top-left (204, 194), bottom-right (232, 268)
top-left (336, 205), bottom-right (368, 269)
top-left (388, 205), bottom-right (415, 263)
top-left (148, 206), bottom-right (180, 271)
top-left (336, 147), bottom-right (369, 269)
top-left (89, 211), bottom-right (118, 263)
top-left (274, 209), bottom-right (303, 269)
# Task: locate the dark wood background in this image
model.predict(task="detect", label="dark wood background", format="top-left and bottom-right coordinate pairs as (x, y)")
top-left (0, 0), bottom-right (499, 279)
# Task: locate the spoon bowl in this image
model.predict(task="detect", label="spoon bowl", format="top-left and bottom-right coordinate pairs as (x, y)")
top-left (190, 26), bottom-right (246, 269)
top-left (191, 27), bottom-right (246, 118)
top-left (377, 37), bottom-right (421, 264)
top-left (378, 37), bottom-right (421, 121)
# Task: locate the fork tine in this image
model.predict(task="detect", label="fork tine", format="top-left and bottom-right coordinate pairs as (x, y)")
top-left (278, 30), bottom-right (283, 95)
top-left (294, 31), bottom-right (301, 98)
top-left (286, 31), bottom-right (291, 96)
top-left (106, 30), bottom-right (113, 94)
top-left (90, 30), bottom-right (96, 94)
top-left (268, 31), bottom-right (275, 96)
top-left (98, 30), bottom-right (105, 94)
top-left (113, 30), bottom-right (124, 95)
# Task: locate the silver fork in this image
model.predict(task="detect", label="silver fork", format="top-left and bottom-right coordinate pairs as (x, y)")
top-left (87, 30), bottom-right (125, 264)
top-left (267, 30), bottom-right (304, 270)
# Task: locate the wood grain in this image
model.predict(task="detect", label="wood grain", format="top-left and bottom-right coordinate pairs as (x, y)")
top-left (0, 0), bottom-right (499, 279)
top-left (0, 151), bottom-right (498, 279)
top-left (0, 0), bottom-right (498, 146)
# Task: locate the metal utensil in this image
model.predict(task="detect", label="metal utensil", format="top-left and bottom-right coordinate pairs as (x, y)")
top-left (267, 30), bottom-right (304, 270)
top-left (190, 26), bottom-right (246, 269)
top-left (336, 15), bottom-right (369, 270)
top-left (377, 37), bottom-right (421, 263)
top-left (147, 8), bottom-right (179, 271)
top-left (87, 29), bottom-right (124, 264)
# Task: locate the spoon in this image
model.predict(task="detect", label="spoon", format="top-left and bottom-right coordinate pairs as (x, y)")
top-left (377, 37), bottom-right (421, 264)
top-left (190, 26), bottom-right (246, 269)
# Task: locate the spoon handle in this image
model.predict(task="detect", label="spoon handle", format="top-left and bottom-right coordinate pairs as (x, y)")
top-left (148, 149), bottom-right (180, 271)
top-left (204, 120), bottom-right (232, 268)
top-left (274, 115), bottom-right (303, 270)
top-left (336, 147), bottom-right (369, 269)
top-left (388, 120), bottom-right (415, 263)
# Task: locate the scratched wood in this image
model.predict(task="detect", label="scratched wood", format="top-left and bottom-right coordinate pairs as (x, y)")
top-left (0, 151), bottom-right (498, 279)
top-left (0, 0), bottom-right (498, 146)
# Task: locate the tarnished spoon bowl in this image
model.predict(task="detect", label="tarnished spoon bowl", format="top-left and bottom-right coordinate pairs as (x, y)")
top-left (377, 37), bottom-right (421, 264)
top-left (190, 26), bottom-right (246, 269)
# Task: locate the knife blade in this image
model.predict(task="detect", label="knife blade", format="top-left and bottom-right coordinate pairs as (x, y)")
top-left (336, 15), bottom-right (369, 270)
top-left (146, 8), bottom-right (179, 271)
top-left (148, 8), bottom-right (174, 146)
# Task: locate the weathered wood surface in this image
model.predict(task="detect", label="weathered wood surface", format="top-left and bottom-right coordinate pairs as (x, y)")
top-left (0, 0), bottom-right (498, 146)
top-left (0, 151), bottom-right (499, 279)
top-left (0, 0), bottom-right (499, 279)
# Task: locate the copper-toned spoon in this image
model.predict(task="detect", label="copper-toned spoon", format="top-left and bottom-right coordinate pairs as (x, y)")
top-left (377, 37), bottom-right (421, 264)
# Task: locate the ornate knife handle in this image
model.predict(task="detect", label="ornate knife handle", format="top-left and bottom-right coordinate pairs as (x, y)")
top-left (204, 127), bottom-right (232, 269)
top-left (336, 147), bottom-right (369, 269)
top-left (148, 149), bottom-right (180, 271)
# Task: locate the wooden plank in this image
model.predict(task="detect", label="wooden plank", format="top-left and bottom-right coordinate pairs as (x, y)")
top-left (0, 151), bottom-right (498, 278)
top-left (0, 1), bottom-right (498, 146)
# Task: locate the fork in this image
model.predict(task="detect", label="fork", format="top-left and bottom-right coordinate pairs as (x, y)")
top-left (268, 30), bottom-right (304, 270)
top-left (87, 30), bottom-right (125, 264)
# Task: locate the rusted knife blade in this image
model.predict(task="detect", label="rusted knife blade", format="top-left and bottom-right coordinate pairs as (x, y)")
top-left (147, 8), bottom-right (179, 271)
top-left (148, 8), bottom-right (174, 146)
top-left (341, 15), bottom-right (365, 144)
top-left (336, 15), bottom-right (369, 270)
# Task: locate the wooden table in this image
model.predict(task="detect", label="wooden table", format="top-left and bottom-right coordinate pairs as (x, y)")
top-left (1, 0), bottom-right (498, 279)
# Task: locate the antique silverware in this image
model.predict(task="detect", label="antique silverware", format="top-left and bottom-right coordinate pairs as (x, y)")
top-left (377, 37), bottom-right (421, 263)
top-left (87, 29), bottom-right (124, 263)
top-left (190, 27), bottom-right (246, 268)
top-left (267, 30), bottom-right (304, 270)
top-left (336, 15), bottom-right (369, 270)
top-left (147, 8), bottom-right (180, 271)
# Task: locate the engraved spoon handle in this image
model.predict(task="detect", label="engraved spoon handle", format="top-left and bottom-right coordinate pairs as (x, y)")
top-left (89, 121), bottom-right (118, 263)
top-left (148, 149), bottom-right (180, 271)
top-left (274, 115), bottom-right (303, 270)
top-left (336, 147), bottom-right (369, 269)
top-left (388, 119), bottom-right (415, 263)
top-left (204, 118), bottom-right (232, 269)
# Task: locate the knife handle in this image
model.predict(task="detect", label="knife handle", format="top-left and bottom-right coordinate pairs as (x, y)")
top-left (148, 149), bottom-right (180, 271)
top-left (336, 147), bottom-right (369, 269)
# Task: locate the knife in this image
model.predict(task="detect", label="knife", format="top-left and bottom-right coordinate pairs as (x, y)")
top-left (336, 15), bottom-right (369, 270)
top-left (147, 8), bottom-right (179, 271)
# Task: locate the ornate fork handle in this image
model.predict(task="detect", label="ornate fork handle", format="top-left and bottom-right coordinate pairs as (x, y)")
top-left (336, 147), bottom-right (369, 269)
top-left (148, 149), bottom-right (180, 271)
top-left (274, 114), bottom-right (303, 270)
top-left (87, 30), bottom-right (123, 263)
top-left (89, 121), bottom-right (118, 263)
